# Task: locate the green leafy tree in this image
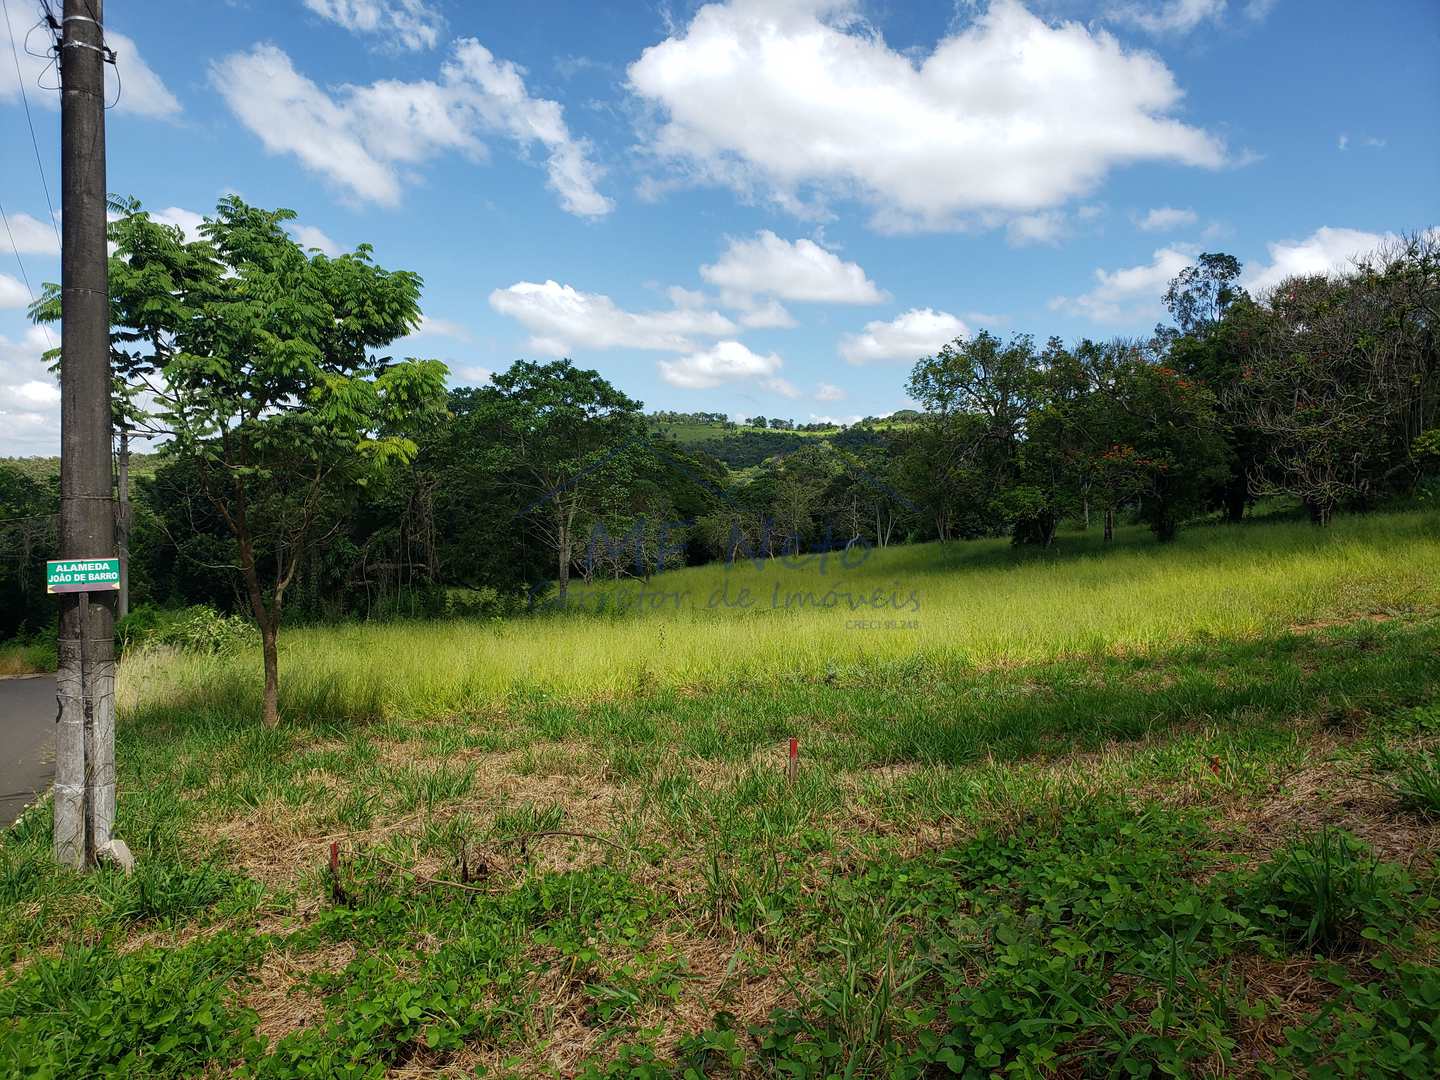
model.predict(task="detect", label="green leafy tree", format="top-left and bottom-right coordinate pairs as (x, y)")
top-left (1000, 337), bottom-right (1086, 547)
top-left (905, 331), bottom-right (1039, 540)
top-left (1159, 252), bottom-right (1261, 522)
top-left (38, 197), bottom-right (448, 725)
top-left (1109, 349), bottom-right (1230, 541)
top-left (459, 360), bottom-right (647, 602)
top-left (1158, 252), bottom-right (1246, 340)
top-left (1231, 233), bottom-right (1440, 522)
top-left (825, 435), bottom-right (911, 549)
top-left (0, 465), bottom-right (58, 640)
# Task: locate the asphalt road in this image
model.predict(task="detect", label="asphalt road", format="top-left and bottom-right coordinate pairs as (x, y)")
top-left (0, 675), bottom-right (56, 828)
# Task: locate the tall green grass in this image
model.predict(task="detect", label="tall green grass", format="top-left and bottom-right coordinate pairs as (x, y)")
top-left (118, 510), bottom-right (1440, 725)
top-left (0, 640), bottom-right (56, 678)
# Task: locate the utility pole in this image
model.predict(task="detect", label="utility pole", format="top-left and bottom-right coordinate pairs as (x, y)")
top-left (55, 0), bottom-right (116, 870)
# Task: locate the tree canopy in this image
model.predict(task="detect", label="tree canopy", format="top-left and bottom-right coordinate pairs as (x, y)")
top-left (35, 196), bottom-right (450, 725)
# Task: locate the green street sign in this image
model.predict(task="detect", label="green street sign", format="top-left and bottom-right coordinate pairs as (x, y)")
top-left (46, 558), bottom-right (122, 594)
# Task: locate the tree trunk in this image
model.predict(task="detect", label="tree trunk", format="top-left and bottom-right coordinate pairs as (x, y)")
top-left (1223, 474), bottom-right (1246, 524)
top-left (1103, 508), bottom-right (1114, 543)
top-left (1155, 510), bottom-right (1178, 543)
top-left (1303, 497), bottom-right (1332, 526)
top-left (260, 616), bottom-right (280, 729)
top-left (237, 525), bottom-right (282, 728)
top-left (555, 506), bottom-right (570, 602)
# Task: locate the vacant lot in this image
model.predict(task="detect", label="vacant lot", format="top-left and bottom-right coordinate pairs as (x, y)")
top-left (3, 511), bottom-right (1439, 1076)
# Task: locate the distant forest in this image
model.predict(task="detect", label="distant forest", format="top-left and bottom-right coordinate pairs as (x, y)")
top-left (2, 216), bottom-right (1436, 643)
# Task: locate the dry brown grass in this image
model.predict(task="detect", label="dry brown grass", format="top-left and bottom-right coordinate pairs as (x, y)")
top-left (197, 736), bottom-right (632, 886)
top-left (1215, 752), bottom-right (1440, 871)
top-left (1288, 611), bottom-right (1399, 634)
top-left (1186, 953), bottom-right (1335, 1076)
top-left (244, 941), bottom-right (356, 1044)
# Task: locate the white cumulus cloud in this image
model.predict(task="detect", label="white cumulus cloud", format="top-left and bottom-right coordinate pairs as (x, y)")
top-left (628, 0), bottom-right (1225, 231)
top-left (288, 223), bottom-right (342, 256)
top-left (737, 298), bottom-right (798, 330)
top-left (1134, 206), bottom-right (1198, 232)
top-left (1, 5), bottom-right (180, 118)
top-left (659, 340), bottom-right (794, 395)
top-left (815, 382), bottom-right (847, 402)
top-left (0, 273), bottom-right (29, 309)
top-left (150, 207), bottom-right (206, 241)
top-left (840, 308), bottom-right (970, 366)
top-left (302, 0), bottom-right (445, 52)
top-left (700, 231), bottom-right (886, 308)
top-left (451, 365), bottom-right (493, 385)
top-left (1, 211), bottom-right (58, 256)
top-left (1049, 246), bottom-right (1195, 323)
top-left (0, 325), bottom-right (61, 454)
top-left (1244, 226), bottom-right (1391, 294)
top-left (1105, 0), bottom-right (1226, 35)
top-left (1106, 0), bottom-right (1280, 36)
top-left (490, 280), bottom-right (736, 355)
top-left (9, 378), bottom-right (59, 406)
top-left (1007, 211), bottom-right (1068, 247)
top-left (211, 40), bottom-right (611, 217)
top-left (416, 315), bottom-right (471, 340)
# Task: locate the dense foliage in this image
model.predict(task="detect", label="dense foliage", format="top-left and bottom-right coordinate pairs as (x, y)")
top-left (29, 197), bottom-right (450, 724)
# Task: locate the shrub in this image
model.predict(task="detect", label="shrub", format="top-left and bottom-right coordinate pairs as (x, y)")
top-left (119, 604), bottom-right (257, 656)
top-left (115, 604), bottom-right (164, 653)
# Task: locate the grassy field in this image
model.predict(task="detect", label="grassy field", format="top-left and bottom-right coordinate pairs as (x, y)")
top-left (646, 421), bottom-right (836, 445)
top-left (3, 509), bottom-right (1440, 1076)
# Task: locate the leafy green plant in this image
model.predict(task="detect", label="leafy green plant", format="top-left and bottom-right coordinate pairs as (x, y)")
top-left (96, 859), bottom-right (249, 926)
top-left (1370, 743), bottom-right (1440, 817)
top-left (0, 633), bottom-right (57, 675)
top-left (0, 934), bottom-right (264, 1077)
top-left (1242, 829), bottom-right (1414, 950)
top-left (1265, 959), bottom-right (1440, 1077)
top-left (119, 604), bottom-right (258, 656)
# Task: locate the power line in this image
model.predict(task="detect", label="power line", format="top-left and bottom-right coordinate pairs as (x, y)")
top-left (0, 198), bottom-right (56, 350)
top-left (2, 0), bottom-right (62, 254)
top-left (0, 0), bottom-right (60, 352)
top-left (0, 200), bottom-right (39, 302)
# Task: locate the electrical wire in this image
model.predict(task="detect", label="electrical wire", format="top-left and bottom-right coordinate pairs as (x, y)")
top-left (0, 197), bottom-right (56, 350)
top-left (2, 0), bottom-right (63, 255)
top-left (0, 1), bottom-right (58, 349)
top-left (0, 200), bottom-right (39, 304)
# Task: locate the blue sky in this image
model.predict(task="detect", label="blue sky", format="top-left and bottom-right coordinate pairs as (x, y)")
top-left (2, 0), bottom-right (1437, 453)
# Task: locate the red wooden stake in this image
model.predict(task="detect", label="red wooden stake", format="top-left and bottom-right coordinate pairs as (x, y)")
top-left (787, 737), bottom-right (799, 783)
top-left (329, 841), bottom-right (339, 877)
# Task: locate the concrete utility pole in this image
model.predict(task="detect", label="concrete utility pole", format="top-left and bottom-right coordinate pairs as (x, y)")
top-left (55, 0), bottom-right (116, 870)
